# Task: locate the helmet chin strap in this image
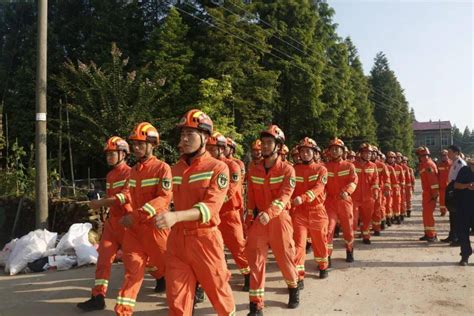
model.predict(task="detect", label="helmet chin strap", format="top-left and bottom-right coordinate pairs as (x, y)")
top-left (185, 133), bottom-right (206, 159)
top-left (262, 143), bottom-right (279, 159)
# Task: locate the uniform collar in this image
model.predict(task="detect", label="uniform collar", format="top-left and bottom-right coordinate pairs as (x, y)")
top-left (180, 151), bottom-right (211, 167)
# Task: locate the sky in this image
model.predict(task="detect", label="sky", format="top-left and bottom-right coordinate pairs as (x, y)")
top-left (328, 0), bottom-right (473, 131)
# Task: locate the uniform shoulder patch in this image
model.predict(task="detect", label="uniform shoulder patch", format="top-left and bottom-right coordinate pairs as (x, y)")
top-left (218, 173), bottom-right (228, 189)
top-left (290, 177), bottom-right (296, 188)
top-left (232, 172), bottom-right (240, 182)
top-left (426, 168), bottom-right (432, 173)
top-left (321, 175), bottom-right (328, 184)
top-left (162, 178), bottom-right (171, 190)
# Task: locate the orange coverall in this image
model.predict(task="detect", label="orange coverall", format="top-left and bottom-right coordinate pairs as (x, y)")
top-left (115, 156), bottom-right (172, 316)
top-left (437, 160), bottom-right (452, 215)
top-left (419, 159), bottom-right (440, 238)
top-left (394, 164), bottom-right (406, 216)
top-left (387, 164), bottom-right (400, 218)
top-left (245, 157), bottom-right (298, 310)
top-left (353, 161), bottom-right (379, 240)
top-left (166, 152), bottom-right (235, 315)
top-left (292, 161), bottom-right (329, 278)
top-left (219, 157), bottom-right (249, 276)
top-left (373, 160), bottom-right (391, 232)
top-left (403, 164), bottom-right (415, 212)
top-left (325, 159), bottom-right (358, 255)
top-left (92, 163), bottom-right (131, 297)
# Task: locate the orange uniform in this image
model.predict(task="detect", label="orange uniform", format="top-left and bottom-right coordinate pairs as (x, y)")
top-left (292, 161), bottom-right (329, 277)
top-left (219, 157), bottom-right (249, 276)
top-left (437, 160), bottom-right (452, 215)
top-left (419, 159), bottom-right (440, 238)
top-left (92, 163), bottom-right (131, 297)
top-left (325, 159), bottom-right (358, 255)
top-left (352, 161), bottom-right (379, 240)
top-left (246, 157), bottom-right (298, 309)
top-left (231, 157), bottom-right (246, 222)
top-left (166, 152), bottom-right (235, 315)
top-left (115, 156), bottom-right (172, 316)
top-left (404, 164), bottom-right (415, 213)
top-left (385, 164), bottom-right (397, 219)
top-left (373, 160), bottom-right (390, 232)
top-left (393, 164), bottom-right (406, 217)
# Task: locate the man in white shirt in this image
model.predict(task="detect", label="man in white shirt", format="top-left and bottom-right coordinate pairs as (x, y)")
top-left (442, 145), bottom-right (467, 245)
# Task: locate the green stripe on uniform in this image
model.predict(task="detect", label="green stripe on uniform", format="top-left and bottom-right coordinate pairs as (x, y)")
top-left (112, 180), bottom-right (126, 188)
top-left (269, 175), bottom-right (284, 184)
top-left (143, 203), bottom-right (156, 217)
top-left (141, 178), bottom-right (160, 187)
top-left (251, 176), bottom-right (264, 184)
top-left (194, 202), bottom-right (211, 223)
top-left (172, 176), bottom-right (182, 185)
top-left (308, 174), bottom-right (319, 182)
top-left (272, 199), bottom-right (285, 210)
top-left (189, 171), bottom-right (214, 183)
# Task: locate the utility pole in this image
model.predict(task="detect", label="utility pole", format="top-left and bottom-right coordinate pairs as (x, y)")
top-left (35, 0), bottom-right (48, 229)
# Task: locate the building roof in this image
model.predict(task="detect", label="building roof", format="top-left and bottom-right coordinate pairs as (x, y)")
top-left (413, 120), bottom-right (452, 131)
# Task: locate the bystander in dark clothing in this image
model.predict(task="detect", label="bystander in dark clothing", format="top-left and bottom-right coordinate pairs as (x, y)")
top-left (454, 160), bottom-right (474, 266)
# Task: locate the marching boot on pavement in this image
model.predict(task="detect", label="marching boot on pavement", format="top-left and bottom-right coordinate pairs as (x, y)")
top-left (324, 138), bottom-right (358, 263)
top-left (77, 137), bottom-right (131, 312)
top-left (416, 146), bottom-right (440, 242)
top-left (292, 137), bottom-right (329, 283)
top-left (245, 125), bottom-right (299, 314)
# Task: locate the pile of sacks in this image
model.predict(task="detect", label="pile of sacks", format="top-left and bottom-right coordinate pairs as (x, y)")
top-left (0, 223), bottom-right (99, 275)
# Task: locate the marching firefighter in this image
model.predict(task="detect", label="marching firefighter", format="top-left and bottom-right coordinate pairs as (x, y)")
top-left (396, 152), bottom-right (407, 219)
top-left (416, 146), bottom-right (440, 242)
top-left (248, 139), bottom-right (263, 173)
top-left (437, 149), bottom-right (452, 216)
top-left (245, 125), bottom-right (299, 315)
top-left (207, 132), bottom-right (250, 291)
top-left (156, 109), bottom-right (236, 315)
top-left (292, 137), bottom-right (329, 286)
top-left (77, 137), bottom-right (131, 312)
top-left (403, 156), bottom-right (415, 217)
top-left (325, 138), bottom-right (358, 263)
top-left (115, 122), bottom-right (172, 315)
top-left (352, 143), bottom-right (379, 244)
top-left (386, 151), bottom-right (402, 225)
top-left (371, 147), bottom-right (391, 234)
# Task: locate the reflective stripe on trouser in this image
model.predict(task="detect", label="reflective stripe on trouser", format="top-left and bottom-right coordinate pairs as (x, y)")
top-left (165, 228), bottom-right (235, 316)
top-left (218, 210), bottom-right (250, 274)
top-left (384, 193), bottom-right (393, 218)
top-left (326, 196), bottom-right (354, 255)
top-left (355, 199), bottom-right (375, 239)
top-left (422, 193), bottom-right (437, 238)
top-left (391, 189), bottom-right (401, 216)
top-left (406, 187), bottom-right (413, 210)
top-left (372, 194), bottom-right (384, 231)
top-left (292, 206), bottom-right (329, 279)
top-left (115, 226), bottom-right (168, 316)
top-left (245, 211), bottom-right (298, 310)
top-left (92, 219), bottom-right (124, 297)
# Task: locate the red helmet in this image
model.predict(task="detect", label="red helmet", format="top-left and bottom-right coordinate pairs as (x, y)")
top-left (415, 146), bottom-right (430, 156)
top-left (104, 136), bottom-right (130, 154)
top-left (359, 143), bottom-right (371, 152)
top-left (207, 131), bottom-right (227, 147)
top-left (298, 137), bottom-right (318, 151)
top-left (328, 138), bottom-right (345, 149)
top-left (251, 139), bottom-right (262, 151)
top-left (348, 150), bottom-right (356, 157)
top-left (260, 125), bottom-right (285, 144)
top-left (129, 122), bottom-right (159, 145)
top-left (396, 152), bottom-right (403, 158)
top-left (386, 151), bottom-right (396, 158)
top-left (177, 109), bottom-right (213, 135)
top-left (226, 137), bottom-right (237, 149)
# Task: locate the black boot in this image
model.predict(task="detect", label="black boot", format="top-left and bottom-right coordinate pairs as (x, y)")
top-left (400, 214), bottom-right (405, 222)
top-left (287, 287), bottom-right (300, 309)
top-left (381, 221), bottom-right (386, 230)
top-left (248, 302), bottom-right (263, 316)
top-left (77, 295), bottom-right (105, 312)
top-left (194, 284), bottom-right (205, 304)
top-left (154, 277), bottom-right (166, 293)
top-left (406, 210), bottom-right (411, 217)
top-left (319, 269), bottom-right (328, 279)
top-left (305, 241), bottom-right (312, 254)
top-left (395, 216), bottom-right (401, 225)
top-left (386, 217), bottom-right (392, 227)
top-left (334, 225), bottom-right (340, 238)
top-left (441, 236), bottom-right (452, 243)
top-left (362, 238), bottom-right (371, 245)
top-left (459, 257), bottom-right (469, 266)
top-left (419, 235), bottom-right (429, 241)
top-left (297, 279), bottom-right (304, 290)
top-left (328, 256), bottom-right (332, 269)
top-left (243, 274), bottom-right (250, 292)
top-left (374, 231), bottom-right (381, 236)
top-left (346, 250), bottom-right (354, 263)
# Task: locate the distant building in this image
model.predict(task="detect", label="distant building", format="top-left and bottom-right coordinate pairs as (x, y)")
top-left (413, 120), bottom-right (453, 158)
